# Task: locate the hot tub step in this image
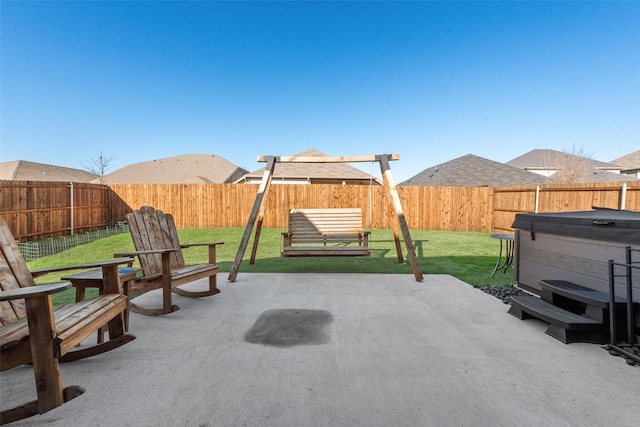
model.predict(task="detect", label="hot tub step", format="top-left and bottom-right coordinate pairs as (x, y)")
top-left (508, 295), bottom-right (606, 344)
top-left (539, 279), bottom-right (632, 309)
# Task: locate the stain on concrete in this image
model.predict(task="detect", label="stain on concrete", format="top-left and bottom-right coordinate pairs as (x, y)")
top-left (244, 309), bottom-right (333, 347)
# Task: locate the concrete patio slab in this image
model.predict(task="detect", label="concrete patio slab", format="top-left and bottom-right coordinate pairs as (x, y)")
top-left (2, 273), bottom-right (639, 426)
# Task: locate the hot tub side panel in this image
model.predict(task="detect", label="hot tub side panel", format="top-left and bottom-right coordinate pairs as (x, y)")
top-left (515, 230), bottom-right (638, 300)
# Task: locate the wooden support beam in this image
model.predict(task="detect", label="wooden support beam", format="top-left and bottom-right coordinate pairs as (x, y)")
top-left (379, 155), bottom-right (424, 282)
top-left (228, 157), bottom-right (276, 282)
top-left (379, 162), bottom-right (403, 264)
top-left (257, 154), bottom-right (400, 163)
top-left (248, 219), bottom-right (263, 265)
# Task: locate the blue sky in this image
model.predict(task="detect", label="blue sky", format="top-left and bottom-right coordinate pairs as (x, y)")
top-left (1, 1), bottom-right (638, 182)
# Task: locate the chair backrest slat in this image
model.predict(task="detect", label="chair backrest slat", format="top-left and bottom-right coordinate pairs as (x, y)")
top-left (288, 208), bottom-right (364, 235)
top-left (0, 218), bottom-right (34, 326)
top-left (126, 206), bottom-right (186, 277)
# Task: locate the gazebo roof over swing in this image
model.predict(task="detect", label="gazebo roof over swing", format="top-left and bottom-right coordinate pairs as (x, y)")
top-left (227, 153), bottom-right (423, 282)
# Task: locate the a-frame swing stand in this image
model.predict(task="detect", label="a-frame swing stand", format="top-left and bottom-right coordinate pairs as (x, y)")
top-left (228, 154), bottom-right (423, 282)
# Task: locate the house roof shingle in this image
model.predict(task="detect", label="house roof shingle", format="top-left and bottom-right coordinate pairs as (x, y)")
top-left (100, 154), bottom-right (248, 184)
top-left (400, 154), bottom-right (549, 187)
top-left (575, 169), bottom-right (639, 183)
top-left (506, 149), bottom-right (617, 170)
top-left (0, 160), bottom-right (98, 182)
top-left (610, 150), bottom-right (640, 172)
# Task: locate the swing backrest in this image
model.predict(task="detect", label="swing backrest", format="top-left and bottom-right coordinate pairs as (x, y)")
top-left (287, 208), bottom-right (367, 245)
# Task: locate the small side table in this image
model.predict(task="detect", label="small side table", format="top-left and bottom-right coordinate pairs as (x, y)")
top-left (490, 233), bottom-right (514, 278)
top-left (61, 267), bottom-right (140, 342)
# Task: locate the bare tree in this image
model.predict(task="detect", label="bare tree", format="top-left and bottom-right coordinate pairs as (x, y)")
top-left (83, 151), bottom-right (115, 184)
top-left (544, 145), bottom-right (594, 184)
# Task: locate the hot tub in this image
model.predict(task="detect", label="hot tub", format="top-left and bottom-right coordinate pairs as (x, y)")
top-left (511, 208), bottom-right (640, 298)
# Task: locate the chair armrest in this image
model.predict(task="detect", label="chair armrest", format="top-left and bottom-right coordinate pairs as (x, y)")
top-left (0, 283), bottom-right (72, 302)
top-left (180, 242), bottom-right (224, 249)
top-left (114, 249), bottom-right (177, 257)
top-left (30, 258), bottom-right (135, 278)
top-left (180, 242), bottom-right (224, 264)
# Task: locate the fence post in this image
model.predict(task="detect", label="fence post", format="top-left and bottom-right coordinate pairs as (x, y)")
top-left (69, 182), bottom-right (74, 235)
top-left (535, 186), bottom-right (540, 213)
top-left (620, 182), bottom-right (627, 210)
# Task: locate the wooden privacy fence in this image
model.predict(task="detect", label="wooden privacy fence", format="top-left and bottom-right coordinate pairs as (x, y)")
top-left (1, 180), bottom-right (639, 241)
top-left (107, 183), bottom-right (496, 232)
top-left (0, 181), bottom-right (111, 240)
top-left (492, 182), bottom-right (638, 231)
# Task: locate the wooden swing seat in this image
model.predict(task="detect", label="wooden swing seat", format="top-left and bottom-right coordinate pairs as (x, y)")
top-left (281, 208), bottom-right (371, 257)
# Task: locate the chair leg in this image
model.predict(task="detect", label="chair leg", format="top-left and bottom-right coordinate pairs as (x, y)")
top-left (23, 295), bottom-right (66, 417)
top-left (124, 265), bottom-right (181, 316)
top-left (126, 275), bottom-right (180, 316)
top-left (209, 274), bottom-right (218, 294)
top-left (122, 280), bottom-right (133, 332)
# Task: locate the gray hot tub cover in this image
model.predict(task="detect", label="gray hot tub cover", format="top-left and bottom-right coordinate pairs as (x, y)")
top-left (511, 208), bottom-right (640, 244)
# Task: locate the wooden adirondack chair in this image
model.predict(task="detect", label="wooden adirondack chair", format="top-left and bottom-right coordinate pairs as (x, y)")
top-left (0, 218), bottom-right (136, 424)
top-left (115, 206), bottom-right (223, 316)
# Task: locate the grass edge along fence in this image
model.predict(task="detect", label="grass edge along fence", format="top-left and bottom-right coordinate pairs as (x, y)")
top-left (1, 180), bottom-right (638, 241)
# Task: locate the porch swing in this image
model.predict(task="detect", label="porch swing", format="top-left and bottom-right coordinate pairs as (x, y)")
top-left (279, 159), bottom-right (372, 257)
top-left (228, 153), bottom-right (423, 282)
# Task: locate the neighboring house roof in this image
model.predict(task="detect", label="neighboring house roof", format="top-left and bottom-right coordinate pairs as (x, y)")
top-left (400, 154), bottom-right (549, 187)
top-left (506, 149), bottom-right (640, 183)
top-left (100, 154), bottom-right (248, 184)
top-left (610, 150), bottom-right (640, 174)
top-left (569, 169), bottom-right (639, 183)
top-left (0, 160), bottom-right (98, 182)
top-left (236, 148), bottom-right (381, 185)
top-left (506, 149), bottom-right (620, 172)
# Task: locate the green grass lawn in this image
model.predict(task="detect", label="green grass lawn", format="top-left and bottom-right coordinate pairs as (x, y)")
top-left (28, 228), bottom-right (516, 305)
